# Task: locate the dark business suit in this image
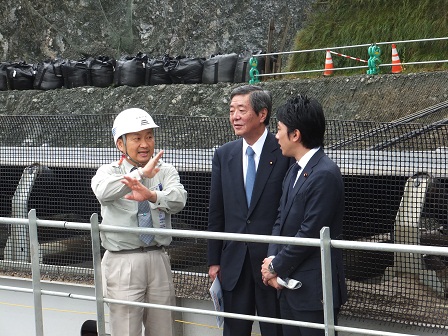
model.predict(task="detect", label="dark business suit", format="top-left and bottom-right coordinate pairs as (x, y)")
top-left (208, 131), bottom-right (291, 336)
top-left (268, 148), bottom-right (347, 336)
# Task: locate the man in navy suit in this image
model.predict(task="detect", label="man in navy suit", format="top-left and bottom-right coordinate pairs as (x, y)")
top-left (261, 95), bottom-right (347, 336)
top-left (208, 85), bottom-right (291, 336)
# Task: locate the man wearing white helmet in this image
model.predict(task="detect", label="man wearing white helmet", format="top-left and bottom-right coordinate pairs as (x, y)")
top-left (91, 108), bottom-right (187, 336)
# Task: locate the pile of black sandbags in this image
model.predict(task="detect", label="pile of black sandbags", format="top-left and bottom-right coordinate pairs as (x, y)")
top-left (0, 50), bottom-right (273, 91)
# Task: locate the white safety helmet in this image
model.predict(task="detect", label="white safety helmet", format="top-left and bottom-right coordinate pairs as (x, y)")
top-left (112, 108), bottom-right (159, 144)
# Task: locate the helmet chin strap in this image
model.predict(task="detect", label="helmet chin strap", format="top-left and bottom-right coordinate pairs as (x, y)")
top-left (121, 135), bottom-right (144, 167)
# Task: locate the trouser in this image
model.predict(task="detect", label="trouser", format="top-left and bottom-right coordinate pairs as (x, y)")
top-left (102, 249), bottom-right (175, 336)
top-left (222, 252), bottom-right (283, 336)
top-left (279, 297), bottom-right (340, 336)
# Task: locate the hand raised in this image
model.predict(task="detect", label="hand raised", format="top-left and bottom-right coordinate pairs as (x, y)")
top-left (122, 176), bottom-right (155, 202)
top-left (141, 150), bottom-right (164, 178)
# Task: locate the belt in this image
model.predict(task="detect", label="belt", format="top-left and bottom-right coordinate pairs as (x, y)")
top-left (111, 246), bottom-right (164, 253)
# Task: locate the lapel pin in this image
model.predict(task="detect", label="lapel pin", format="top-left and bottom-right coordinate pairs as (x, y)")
top-left (269, 161), bottom-right (273, 165)
top-left (303, 172), bottom-right (308, 178)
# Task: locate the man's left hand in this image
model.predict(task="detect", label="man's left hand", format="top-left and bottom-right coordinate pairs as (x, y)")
top-left (267, 277), bottom-right (284, 290)
top-left (122, 176), bottom-right (157, 202)
top-left (261, 257), bottom-right (276, 284)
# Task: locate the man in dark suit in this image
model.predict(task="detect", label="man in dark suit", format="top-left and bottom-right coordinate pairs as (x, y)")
top-left (261, 95), bottom-right (347, 336)
top-left (208, 85), bottom-right (291, 336)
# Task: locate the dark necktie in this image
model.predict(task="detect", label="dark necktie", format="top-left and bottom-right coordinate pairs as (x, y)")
top-left (245, 146), bottom-right (256, 205)
top-left (130, 167), bottom-right (155, 245)
top-left (288, 163), bottom-right (300, 195)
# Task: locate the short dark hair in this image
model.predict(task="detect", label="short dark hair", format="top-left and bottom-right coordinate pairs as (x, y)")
top-left (276, 95), bottom-right (326, 149)
top-left (230, 85), bottom-right (272, 125)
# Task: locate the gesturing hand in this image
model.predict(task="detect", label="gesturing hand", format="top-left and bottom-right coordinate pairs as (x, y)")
top-left (121, 151), bottom-right (164, 203)
top-left (122, 176), bottom-right (156, 202)
top-left (141, 150), bottom-right (164, 178)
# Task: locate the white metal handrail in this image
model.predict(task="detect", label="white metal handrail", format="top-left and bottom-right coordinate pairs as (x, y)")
top-left (1, 212), bottom-right (448, 336)
top-left (1, 215), bottom-right (448, 255)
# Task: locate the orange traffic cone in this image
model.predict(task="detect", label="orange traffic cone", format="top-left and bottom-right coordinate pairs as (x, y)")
top-left (391, 44), bottom-right (403, 74)
top-left (323, 50), bottom-right (334, 76)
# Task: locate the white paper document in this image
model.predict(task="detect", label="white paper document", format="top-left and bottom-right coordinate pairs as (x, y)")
top-left (209, 277), bottom-right (224, 328)
top-left (277, 277), bottom-right (302, 290)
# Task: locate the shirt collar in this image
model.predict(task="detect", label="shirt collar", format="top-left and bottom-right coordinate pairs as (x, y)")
top-left (121, 159), bottom-right (136, 173)
top-left (113, 156), bottom-right (163, 172)
top-left (243, 128), bottom-right (268, 157)
top-left (297, 147), bottom-right (320, 170)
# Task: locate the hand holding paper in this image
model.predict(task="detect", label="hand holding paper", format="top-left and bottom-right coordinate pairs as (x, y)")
top-left (209, 277), bottom-right (224, 328)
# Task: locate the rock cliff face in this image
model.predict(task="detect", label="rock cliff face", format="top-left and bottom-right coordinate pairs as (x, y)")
top-left (1, 1), bottom-right (447, 124)
top-left (0, 0), bottom-right (312, 61)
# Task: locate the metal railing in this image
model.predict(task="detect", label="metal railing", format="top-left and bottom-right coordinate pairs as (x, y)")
top-left (255, 36), bottom-right (448, 77)
top-left (1, 210), bottom-right (448, 336)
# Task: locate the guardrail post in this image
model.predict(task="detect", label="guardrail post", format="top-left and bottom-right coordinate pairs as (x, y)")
top-left (394, 174), bottom-right (428, 271)
top-left (384, 173), bottom-right (445, 294)
top-left (248, 57), bottom-right (260, 84)
top-left (367, 44), bottom-right (381, 75)
top-left (90, 213), bottom-right (107, 336)
top-left (6, 164), bottom-right (41, 261)
top-left (28, 209), bottom-right (44, 336)
top-left (320, 227), bottom-right (335, 336)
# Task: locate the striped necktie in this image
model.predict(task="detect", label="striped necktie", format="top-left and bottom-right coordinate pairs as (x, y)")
top-left (130, 167), bottom-right (155, 245)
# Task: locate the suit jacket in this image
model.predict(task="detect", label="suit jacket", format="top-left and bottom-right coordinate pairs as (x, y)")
top-left (208, 131), bottom-right (292, 291)
top-left (268, 148), bottom-right (348, 311)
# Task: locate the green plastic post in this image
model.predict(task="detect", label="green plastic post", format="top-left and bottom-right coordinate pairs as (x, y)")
top-left (367, 44), bottom-right (381, 75)
top-left (249, 57), bottom-right (260, 84)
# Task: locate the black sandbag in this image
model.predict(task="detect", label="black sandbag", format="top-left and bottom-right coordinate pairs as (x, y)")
top-left (34, 59), bottom-right (64, 90)
top-left (146, 56), bottom-right (172, 86)
top-left (114, 53), bottom-right (148, 87)
top-left (0, 62), bottom-right (10, 91)
top-left (6, 62), bottom-right (36, 90)
top-left (233, 50), bottom-right (266, 83)
top-left (165, 56), bottom-right (204, 84)
top-left (202, 53), bottom-right (238, 84)
top-left (61, 58), bottom-right (91, 88)
top-left (89, 56), bottom-right (115, 88)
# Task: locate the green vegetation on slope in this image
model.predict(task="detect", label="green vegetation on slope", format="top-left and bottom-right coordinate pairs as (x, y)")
top-left (287, 0), bottom-right (448, 77)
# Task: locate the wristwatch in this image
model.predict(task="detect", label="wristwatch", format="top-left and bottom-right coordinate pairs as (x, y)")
top-left (268, 261), bottom-right (276, 274)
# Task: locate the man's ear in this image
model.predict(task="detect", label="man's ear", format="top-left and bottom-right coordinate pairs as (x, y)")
top-left (116, 138), bottom-right (125, 153)
top-left (292, 129), bottom-right (301, 143)
top-left (258, 108), bottom-right (268, 123)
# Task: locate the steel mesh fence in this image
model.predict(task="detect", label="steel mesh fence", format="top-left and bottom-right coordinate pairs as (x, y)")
top-left (0, 113), bottom-right (447, 329)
